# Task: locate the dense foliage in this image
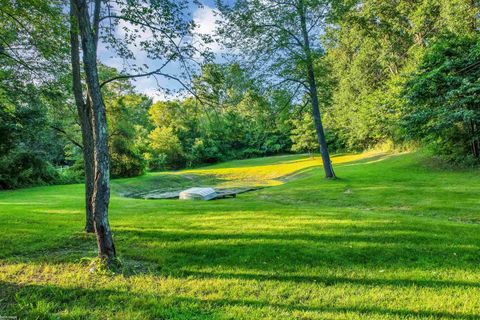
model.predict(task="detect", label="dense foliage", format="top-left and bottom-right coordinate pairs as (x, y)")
top-left (324, 0), bottom-right (479, 152)
top-left (101, 71), bottom-right (152, 177)
top-left (403, 35), bottom-right (480, 162)
top-left (0, 86), bottom-right (65, 189)
top-left (0, 0), bottom-right (70, 189)
top-left (146, 64), bottom-right (294, 169)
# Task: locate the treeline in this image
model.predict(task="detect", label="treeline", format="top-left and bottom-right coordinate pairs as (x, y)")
top-left (0, 63), bottom-right (301, 189)
top-left (0, 0), bottom-right (70, 189)
top-left (1, 0), bottom-right (479, 190)
top-left (147, 64), bottom-right (294, 169)
top-left (323, 0), bottom-right (480, 163)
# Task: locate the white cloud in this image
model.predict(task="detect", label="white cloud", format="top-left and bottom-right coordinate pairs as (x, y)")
top-left (132, 74), bottom-right (193, 102)
top-left (194, 5), bottom-right (217, 35)
top-left (193, 5), bottom-right (224, 53)
top-left (131, 75), bottom-right (173, 102)
top-left (141, 87), bottom-right (169, 102)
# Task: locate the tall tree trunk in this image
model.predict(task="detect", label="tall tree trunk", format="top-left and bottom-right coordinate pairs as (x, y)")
top-left (298, 1), bottom-right (335, 179)
top-left (471, 121), bottom-right (479, 158)
top-left (470, 0), bottom-right (478, 32)
top-left (70, 3), bottom-right (94, 233)
top-left (73, 0), bottom-right (116, 263)
top-left (83, 99), bottom-right (95, 232)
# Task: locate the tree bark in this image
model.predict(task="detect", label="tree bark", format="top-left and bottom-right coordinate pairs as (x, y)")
top-left (298, 1), bottom-right (335, 178)
top-left (470, 121), bottom-right (479, 158)
top-left (70, 3), bottom-right (95, 233)
top-left (73, 0), bottom-right (116, 263)
top-left (470, 0), bottom-right (477, 32)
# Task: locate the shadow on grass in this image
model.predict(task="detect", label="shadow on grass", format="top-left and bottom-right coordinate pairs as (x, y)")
top-left (17, 224), bottom-right (470, 288)
top-left (1, 281), bottom-right (479, 319)
top-left (180, 269), bottom-right (480, 289)
top-left (5, 216), bottom-right (479, 274)
top-left (113, 229), bottom-right (480, 271)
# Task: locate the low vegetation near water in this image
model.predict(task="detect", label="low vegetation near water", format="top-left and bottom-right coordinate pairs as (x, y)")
top-left (1, 151), bottom-right (479, 319)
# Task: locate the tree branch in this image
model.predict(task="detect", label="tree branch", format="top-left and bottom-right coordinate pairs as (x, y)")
top-left (0, 51), bottom-right (34, 71)
top-left (50, 125), bottom-right (83, 150)
top-left (93, 0), bottom-right (101, 47)
top-left (100, 54), bottom-right (176, 88)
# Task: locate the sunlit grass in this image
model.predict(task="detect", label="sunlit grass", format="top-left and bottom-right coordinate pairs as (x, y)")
top-left (186, 152), bottom-right (371, 187)
top-left (114, 152), bottom-right (380, 194)
top-left (1, 151), bottom-right (479, 319)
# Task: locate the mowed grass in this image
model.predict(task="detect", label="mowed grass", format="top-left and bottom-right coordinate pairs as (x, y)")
top-left (113, 152), bottom-right (370, 195)
top-left (0, 152), bottom-right (479, 319)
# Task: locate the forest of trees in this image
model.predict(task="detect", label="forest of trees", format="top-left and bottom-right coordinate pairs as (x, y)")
top-left (1, 0), bottom-right (478, 263)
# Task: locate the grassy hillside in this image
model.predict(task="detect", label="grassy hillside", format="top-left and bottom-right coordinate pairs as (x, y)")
top-left (0, 152), bottom-right (479, 319)
top-left (113, 152), bottom-right (370, 196)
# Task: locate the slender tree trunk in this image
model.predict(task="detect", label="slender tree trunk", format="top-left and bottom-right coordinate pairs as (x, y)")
top-left (298, 1), bottom-right (335, 178)
top-left (307, 72), bottom-right (336, 178)
top-left (471, 121), bottom-right (479, 158)
top-left (475, 123), bottom-right (480, 159)
top-left (73, 0), bottom-right (116, 263)
top-left (470, 0), bottom-right (478, 32)
top-left (83, 99), bottom-right (95, 232)
top-left (70, 3), bottom-right (94, 233)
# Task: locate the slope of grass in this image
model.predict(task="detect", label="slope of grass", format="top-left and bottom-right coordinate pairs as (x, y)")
top-left (0, 152), bottom-right (479, 319)
top-left (113, 152), bottom-right (370, 196)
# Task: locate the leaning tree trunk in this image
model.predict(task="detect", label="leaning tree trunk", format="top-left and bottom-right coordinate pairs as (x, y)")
top-left (298, 2), bottom-right (335, 179)
top-left (69, 4), bottom-right (94, 233)
top-left (73, 0), bottom-right (116, 263)
top-left (307, 70), bottom-right (336, 179)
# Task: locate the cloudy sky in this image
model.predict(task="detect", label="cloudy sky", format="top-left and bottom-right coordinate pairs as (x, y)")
top-left (97, 0), bottom-right (227, 101)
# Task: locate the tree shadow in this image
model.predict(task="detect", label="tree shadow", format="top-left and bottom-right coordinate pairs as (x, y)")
top-left (10, 222), bottom-right (470, 286)
top-left (113, 228), bottom-right (479, 270)
top-left (1, 281), bottom-right (479, 319)
top-left (180, 269), bottom-right (480, 289)
top-left (5, 213), bottom-right (479, 273)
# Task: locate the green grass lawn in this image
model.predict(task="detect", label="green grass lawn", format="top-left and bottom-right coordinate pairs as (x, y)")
top-left (0, 152), bottom-right (479, 319)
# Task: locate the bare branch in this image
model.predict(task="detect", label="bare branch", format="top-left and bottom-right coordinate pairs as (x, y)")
top-left (100, 54), bottom-right (176, 88)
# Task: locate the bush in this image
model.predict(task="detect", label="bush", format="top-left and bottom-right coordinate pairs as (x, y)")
top-left (148, 127), bottom-right (186, 169)
top-left (188, 138), bottom-right (223, 166)
top-left (56, 165), bottom-right (84, 185)
top-left (0, 151), bottom-right (59, 189)
top-left (145, 153), bottom-right (167, 171)
top-left (110, 152), bottom-right (145, 178)
top-left (402, 34), bottom-right (480, 163)
top-left (290, 113), bottom-right (318, 155)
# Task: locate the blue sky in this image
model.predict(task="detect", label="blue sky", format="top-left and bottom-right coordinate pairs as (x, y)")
top-left (97, 0), bottom-right (228, 101)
